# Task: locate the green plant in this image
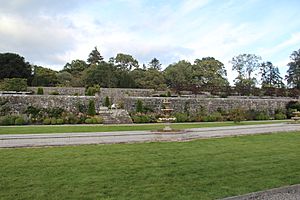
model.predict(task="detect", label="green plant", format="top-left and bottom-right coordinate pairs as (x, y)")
top-left (25, 106), bottom-right (41, 118)
top-left (43, 118), bottom-right (51, 125)
top-left (174, 113), bottom-right (189, 122)
top-left (85, 118), bottom-right (93, 124)
top-left (87, 100), bottom-right (96, 116)
top-left (0, 115), bottom-right (17, 125)
top-left (229, 108), bottom-right (246, 123)
top-left (85, 85), bottom-right (100, 96)
top-left (51, 118), bottom-right (57, 125)
top-left (275, 113), bottom-right (287, 120)
top-left (104, 96), bottom-right (111, 107)
top-left (37, 87), bottom-right (44, 95)
top-left (255, 111), bottom-right (270, 120)
top-left (14, 117), bottom-right (25, 125)
top-left (136, 100), bottom-right (143, 113)
top-left (0, 78), bottom-right (27, 91)
top-left (56, 118), bottom-right (64, 124)
top-left (92, 116), bottom-right (103, 124)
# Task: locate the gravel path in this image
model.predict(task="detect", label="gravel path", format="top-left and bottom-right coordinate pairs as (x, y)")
top-left (1, 123), bottom-right (300, 148)
top-left (222, 184), bottom-right (300, 200)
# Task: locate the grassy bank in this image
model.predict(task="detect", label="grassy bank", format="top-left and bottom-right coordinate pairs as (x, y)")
top-left (0, 120), bottom-right (290, 134)
top-left (0, 131), bottom-right (299, 199)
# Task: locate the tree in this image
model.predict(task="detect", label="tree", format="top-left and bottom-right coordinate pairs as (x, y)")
top-left (164, 60), bottom-right (193, 92)
top-left (115, 53), bottom-right (139, 70)
top-left (0, 78), bottom-right (27, 91)
top-left (231, 54), bottom-right (262, 95)
top-left (286, 49), bottom-right (300, 89)
top-left (82, 62), bottom-right (118, 87)
top-left (87, 100), bottom-right (96, 116)
top-left (148, 58), bottom-right (162, 71)
top-left (63, 59), bottom-right (88, 76)
top-left (87, 47), bottom-right (103, 65)
top-left (260, 61), bottom-right (284, 88)
top-left (57, 71), bottom-right (73, 86)
top-left (192, 57), bottom-right (229, 92)
top-left (31, 66), bottom-right (58, 86)
top-left (0, 53), bottom-right (32, 82)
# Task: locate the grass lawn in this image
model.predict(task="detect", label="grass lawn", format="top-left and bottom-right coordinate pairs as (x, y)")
top-left (0, 132), bottom-right (299, 200)
top-left (0, 120), bottom-right (290, 134)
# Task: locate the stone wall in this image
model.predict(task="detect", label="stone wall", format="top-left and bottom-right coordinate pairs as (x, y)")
top-left (124, 97), bottom-right (296, 115)
top-left (0, 94), bottom-right (102, 114)
top-left (28, 87), bottom-right (154, 102)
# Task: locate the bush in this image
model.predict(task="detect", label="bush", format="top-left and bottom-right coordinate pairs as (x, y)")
top-left (275, 113), bottom-right (287, 120)
top-left (92, 116), bottom-right (103, 124)
top-left (51, 118), bottom-right (57, 125)
top-left (136, 100), bottom-right (143, 113)
top-left (174, 113), bottom-right (189, 122)
top-left (104, 96), bottom-right (111, 107)
top-left (85, 118), bottom-right (93, 124)
top-left (37, 87), bottom-right (44, 95)
top-left (255, 111), bottom-right (270, 120)
top-left (87, 100), bottom-right (96, 116)
top-left (0, 115), bottom-right (18, 125)
top-left (15, 117), bottom-right (25, 125)
top-left (0, 78), bottom-right (27, 91)
top-left (56, 118), bottom-right (64, 124)
top-left (43, 118), bottom-right (51, 125)
top-left (85, 85), bottom-right (100, 96)
top-left (131, 114), bottom-right (152, 123)
top-left (229, 108), bottom-right (246, 123)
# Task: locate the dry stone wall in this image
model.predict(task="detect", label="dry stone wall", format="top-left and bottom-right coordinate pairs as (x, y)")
top-left (124, 97), bottom-right (295, 115)
top-left (0, 95), bottom-right (101, 114)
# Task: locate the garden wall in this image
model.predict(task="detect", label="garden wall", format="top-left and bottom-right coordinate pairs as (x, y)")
top-left (0, 95), bottom-right (101, 114)
top-left (124, 97), bottom-right (295, 115)
top-left (28, 87), bottom-right (154, 102)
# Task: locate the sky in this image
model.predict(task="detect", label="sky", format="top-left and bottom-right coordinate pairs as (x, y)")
top-left (0, 0), bottom-right (300, 84)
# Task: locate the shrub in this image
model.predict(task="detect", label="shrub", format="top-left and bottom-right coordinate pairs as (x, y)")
top-left (92, 116), bottom-right (103, 124)
top-left (136, 100), bottom-right (143, 113)
top-left (43, 118), bottom-right (51, 125)
top-left (229, 108), bottom-right (246, 123)
top-left (275, 113), bottom-right (287, 120)
top-left (104, 96), bottom-right (111, 107)
top-left (85, 85), bottom-right (100, 96)
top-left (37, 87), bottom-right (44, 95)
top-left (131, 114), bottom-right (152, 123)
top-left (85, 118), bottom-right (93, 124)
top-left (255, 111), bottom-right (270, 120)
top-left (87, 100), bottom-right (96, 116)
top-left (46, 108), bottom-right (65, 118)
top-left (174, 113), bottom-right (189, 122)
top-left (51, 118), bottom-right (57, 125)
top-left (0, 115), bottom-right (18, 125)
top-left (15, 117), bottom-right (25, 125)
top-left (0, 78), bottom-right (27, 91)
top-left (56, 118), bottom-right (64, 124)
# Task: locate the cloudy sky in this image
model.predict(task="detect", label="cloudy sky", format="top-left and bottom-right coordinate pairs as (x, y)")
top-left (1, 0), bottom-right (300, 83)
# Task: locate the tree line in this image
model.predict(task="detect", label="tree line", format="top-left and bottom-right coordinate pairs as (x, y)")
top-left (0, 47), bottom-right (300, 97)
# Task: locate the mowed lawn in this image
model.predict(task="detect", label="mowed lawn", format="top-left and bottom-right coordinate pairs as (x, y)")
top-left (0, 132), bottom-right (300, 200)
top-left (0, 120), bottom-right (289, 134)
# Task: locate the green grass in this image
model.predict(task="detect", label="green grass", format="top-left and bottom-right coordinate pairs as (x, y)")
top-left (0, 132), bottom-right (300, 200)
top-left (0, 120), bottom-right (289, 134)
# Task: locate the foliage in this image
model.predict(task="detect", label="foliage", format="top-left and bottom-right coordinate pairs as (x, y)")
top-left (115, 53), bottom-right (139, 70)
top-left (14, 116), bottom-right (26, 125)
top-left (87, 47), bottom-right (103, 65)
top-left (85, 85), bottom-right (100, 96)
top-left (260, 61), bottom-right (284, 88)
top-left (85, 118), bottom-right (93, 124)
top-left (43, 118), bottom-right (51, 125)
top-left (254, 111), bottom-right (270, 120)
top-left (148, 58), bottom-right (162, 71)
top-left (87, 100), bottom-right (96, 116)
top-left (0, 115), bottom-right (18, 125)
top-left (229, 108), bottom-right (246, 123)
top-left (174, 113), bottom-right (189, 122)
top-left (56, 71), bottom-right (73, 86)
top-left (0, 78), bottom-right (27, 91)
top-left (286, 48), bottom-right (300, 89)
top-left (104, 96), bottom-right (111, 107)
top-left (274, 113), bottom-right (287, 120)
top-left (37, 87), bottom-right (44, 95)
top-left (63, 59), bottom-right (88, 76)
top-left (0, 99), bottom-right (10, 116)
top-left (0, 53), bottom-right (32, 82)
top-left (49, 91), bottom-right (59, 95)
top-left (31, 66), bottom-right (58, 87)
top-left (131, 114), bottom-right (153, 123)
top-left (136, 99), bottom-right (144, 113)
